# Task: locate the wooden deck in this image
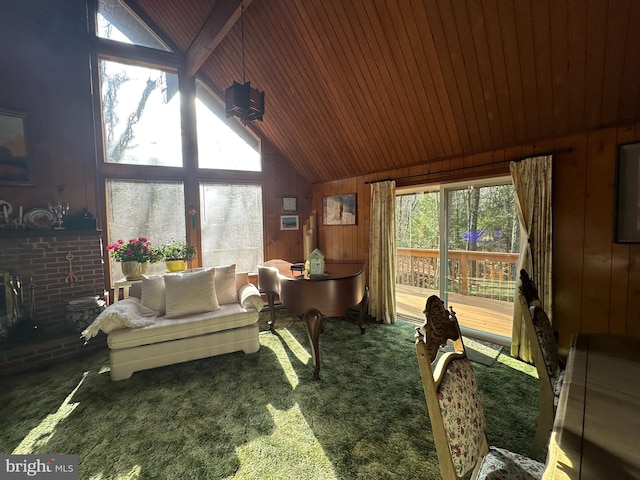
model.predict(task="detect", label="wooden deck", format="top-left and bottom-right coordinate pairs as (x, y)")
top-left (396, 284), bottom-right (513, 343)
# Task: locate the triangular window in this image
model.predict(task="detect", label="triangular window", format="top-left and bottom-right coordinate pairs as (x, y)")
top-left (96, 0), bottom-right (171, 52)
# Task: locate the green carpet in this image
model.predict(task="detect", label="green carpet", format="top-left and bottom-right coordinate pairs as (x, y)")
top-left (0, 309), bottom-right (542, 479)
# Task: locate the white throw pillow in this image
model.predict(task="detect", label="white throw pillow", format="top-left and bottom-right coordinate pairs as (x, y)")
top-left (140, 275), bottom-right (166, 313)
top-left (214, 264), bottom-right (238, 305)
top-left (164, 268), bottom-right (220, 318)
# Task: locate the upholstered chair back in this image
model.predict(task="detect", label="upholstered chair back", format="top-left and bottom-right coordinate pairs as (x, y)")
top-left (519, 270), bottom-right (564, 457)
top-left (436, 355), bottom-right (488, 478)
top-left (530, 306), bottom-right (562, 395)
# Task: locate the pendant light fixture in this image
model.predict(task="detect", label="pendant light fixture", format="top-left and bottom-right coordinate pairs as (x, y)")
top-left (225, 6), bottom-right (264, 125)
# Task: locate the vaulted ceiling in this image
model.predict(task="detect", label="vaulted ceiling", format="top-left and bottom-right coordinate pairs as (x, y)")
top-left (130, 0), bottom-right (640, 184)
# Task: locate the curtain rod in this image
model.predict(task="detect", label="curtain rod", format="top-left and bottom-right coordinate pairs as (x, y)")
top-left (364, 147), bottom-right (574, 185)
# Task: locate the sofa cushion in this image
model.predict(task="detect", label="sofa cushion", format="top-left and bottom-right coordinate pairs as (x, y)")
top-left (164, 268), bottom-right (220, 318)
top-left (214, 264), bottom-right (238, 305)
top-left (140, 275), bottom-right (166, 313)
top-left (107, 303), bottom-right (258, 349)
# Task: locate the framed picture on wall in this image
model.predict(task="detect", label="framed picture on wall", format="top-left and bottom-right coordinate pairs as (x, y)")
top-left (615, 142), bottom-right (640, 242)
top-left (281, 196), bottom-right (297, 213)
top-left (323, 193), bottom-right (357, 225)
top-left (280, 215), bottom-right (299, 230)
top-left (0, 109), bottom-right (34, 186)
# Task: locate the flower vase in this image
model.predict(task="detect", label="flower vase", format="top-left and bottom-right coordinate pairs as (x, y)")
top-left (121, 261), bottom-right (148, 281)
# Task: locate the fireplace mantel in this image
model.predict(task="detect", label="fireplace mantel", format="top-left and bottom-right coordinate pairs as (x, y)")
top-left (0, 229), bottom-right (102, 239)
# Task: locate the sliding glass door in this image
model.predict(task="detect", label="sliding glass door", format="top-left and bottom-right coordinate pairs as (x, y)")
top-left (396, 177), bottom-right (519, 343)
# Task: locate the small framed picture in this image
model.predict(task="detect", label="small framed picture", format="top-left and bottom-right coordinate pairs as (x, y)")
top-left (282, 196), bottom-right (297, 212)
top-left (280, 215), bottom-right (299, 230)
top-left (323, 193), bottom-right (357, 225)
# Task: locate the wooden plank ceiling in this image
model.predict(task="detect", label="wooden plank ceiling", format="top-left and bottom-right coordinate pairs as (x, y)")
top-left (131, 0), bottom-right (640, 184)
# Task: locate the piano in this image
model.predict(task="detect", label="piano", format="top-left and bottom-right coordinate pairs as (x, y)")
top-left (258, 259), bottom-right (368, 379)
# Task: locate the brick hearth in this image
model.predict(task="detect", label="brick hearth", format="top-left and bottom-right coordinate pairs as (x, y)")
top-left (0, 230), bottom-right (108, 376)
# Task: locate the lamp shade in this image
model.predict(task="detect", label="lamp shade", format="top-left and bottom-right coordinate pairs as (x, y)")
top-left (225, 81), bottom-right (264, 124)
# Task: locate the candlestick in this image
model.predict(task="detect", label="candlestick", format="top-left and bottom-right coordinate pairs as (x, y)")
top-left (48, 200), bottom-right (69, 230)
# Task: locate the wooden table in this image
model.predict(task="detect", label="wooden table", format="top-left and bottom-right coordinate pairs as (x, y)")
top-left (258, 259), bottom-right (367, 379)
top-left (544, 333), bottom-right (640, 479)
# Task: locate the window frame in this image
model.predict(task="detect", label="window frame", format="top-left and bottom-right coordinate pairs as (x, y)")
top-left (89, 0), bottom-right (265, 287)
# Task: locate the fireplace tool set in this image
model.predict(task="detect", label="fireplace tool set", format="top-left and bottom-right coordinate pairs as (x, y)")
top-left (0, 275), bottom-right (38, 341)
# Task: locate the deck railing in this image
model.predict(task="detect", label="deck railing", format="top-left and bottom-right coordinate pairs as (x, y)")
top-left (396, 248), bottom-right (519, 302)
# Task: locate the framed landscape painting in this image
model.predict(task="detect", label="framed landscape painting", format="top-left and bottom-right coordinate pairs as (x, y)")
top-left (280, 215), bottom-right (299, 230)
top-left (323, 193), bottom-right (357, 225)
top-left (0, 109), bottom-right (34, 185)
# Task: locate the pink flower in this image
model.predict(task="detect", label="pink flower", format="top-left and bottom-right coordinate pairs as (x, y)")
top-left (106, 237), bottom-right (163, 263)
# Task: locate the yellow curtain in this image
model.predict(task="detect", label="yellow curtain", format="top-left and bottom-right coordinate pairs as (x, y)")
top-left (510, 155), bottom-right (553, 362)
top-left (368, 180), bottom-right (396, 324)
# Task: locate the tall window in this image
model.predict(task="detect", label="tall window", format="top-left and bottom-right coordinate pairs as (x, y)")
top-left (106, 180), bottom-right (185, 280)
top-left (195, 80), bottom-right (261, 172)
top-left (93, 1), bottom-right (264, 281)
top-left (200, 183), bottom-right (263, 272)
top-left (99, 59), bottom-right (182, 167)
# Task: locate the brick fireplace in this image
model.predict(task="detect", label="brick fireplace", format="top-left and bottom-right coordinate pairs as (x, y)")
top-left (0, 230), bottom-right (108, 376)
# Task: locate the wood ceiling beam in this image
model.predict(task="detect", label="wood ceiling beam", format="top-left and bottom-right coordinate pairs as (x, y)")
top-left (185, 0), bottom-right (253, 77)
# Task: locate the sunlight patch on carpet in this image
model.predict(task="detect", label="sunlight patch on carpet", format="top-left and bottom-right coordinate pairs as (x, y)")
top-left (13, 371), bottom-right (89, 454)
top-left (496, 351), bottom-right (538, 378)
top-left (276, 328), bottom-right (311, 365)
top-left (463, 337), bottom-right (502, 366)
top-left (233, 403), bottom-right (337, 480)
top-left (260, 329), bottom-right (311, 389)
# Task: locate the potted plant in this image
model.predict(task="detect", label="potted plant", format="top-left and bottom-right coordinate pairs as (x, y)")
top-left (162, 240), bottom-right (196, 272)
top-left (106, 236), bottom-right (163, 280)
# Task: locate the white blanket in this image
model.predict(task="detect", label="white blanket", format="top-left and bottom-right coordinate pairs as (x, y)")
top-left (81, 297), bottom-right (157, 342)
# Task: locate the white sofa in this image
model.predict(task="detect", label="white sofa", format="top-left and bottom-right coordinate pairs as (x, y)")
top-left (82, 266), bottom-right (263, 381)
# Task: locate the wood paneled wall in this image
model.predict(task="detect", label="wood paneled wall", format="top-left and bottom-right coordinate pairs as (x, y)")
top-left (0, 0), bottom-right (98, 219)
top-left (310, 124), bottom-right (640, 352)
top-left (261, 140), bottom-right (311, 263)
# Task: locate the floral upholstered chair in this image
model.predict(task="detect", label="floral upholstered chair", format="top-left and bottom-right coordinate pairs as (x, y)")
top-left (527, 305), bottom-right (565, 455)
top-left (518, 270), bottom-right (564, 456)
top-left (415, 295), bottom-right (545, 480)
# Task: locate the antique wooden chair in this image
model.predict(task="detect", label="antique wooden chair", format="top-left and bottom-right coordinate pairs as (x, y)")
top-left (518, 269), bottom-right (540, 308)
top-left (415, 295), bottom-right (545, 480)
top-left (518, 269), bottom-right (564, 456)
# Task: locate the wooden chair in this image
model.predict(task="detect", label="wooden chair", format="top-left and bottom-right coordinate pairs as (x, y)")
top-left (517, 269), bottom-right (564, 456)
top-left (415, 295), bottom-right (545, 480)
top-left (518, 269), bottom-right (540, 308)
